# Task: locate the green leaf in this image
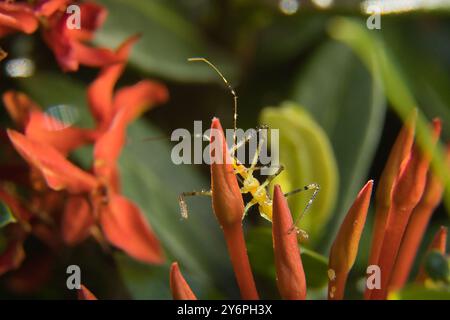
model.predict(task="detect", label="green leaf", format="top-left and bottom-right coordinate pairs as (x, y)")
top-left (260, 103), bottom-right (339, 245)
top-left (424, 251), bottom-right (449, 282)
top-left (96, 0), bottom-right (236, 82)
top-left (247, 226), bottom-right (329, 291)
top-left (0, 202), bottom-right (16, 228)
top-left (329, 17), bottom-right (450, 217)
top-left (389, 285), bottom-right (450, 300)
top-left (17, 72), bottom-right (237, 299)
top-left (380, 21), bottom-right (450, 141)
top-left (290, 40), bottom-right (385, 250)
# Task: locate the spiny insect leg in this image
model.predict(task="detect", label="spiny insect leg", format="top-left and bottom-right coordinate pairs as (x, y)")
top-left (178, 190), bottom-right (212, 219)
top-left (229, 126), bottom-right (268, 155)
top-left (284, 183), bottom-right (320, 232)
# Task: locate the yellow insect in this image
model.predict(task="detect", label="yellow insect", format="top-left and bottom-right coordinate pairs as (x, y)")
top-left (179, 58), bottom-right (319, 240)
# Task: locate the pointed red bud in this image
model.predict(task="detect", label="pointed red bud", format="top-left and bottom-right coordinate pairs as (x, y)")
top-left (170, 262), bottom-right (197, 300)
top-left (329, 180), bottom-right (373, 300)
top-left (272, 185), bottom-right (307, 300)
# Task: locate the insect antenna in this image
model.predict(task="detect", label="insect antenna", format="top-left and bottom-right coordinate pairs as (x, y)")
top-left (188, 57), bottom-right (238, 157)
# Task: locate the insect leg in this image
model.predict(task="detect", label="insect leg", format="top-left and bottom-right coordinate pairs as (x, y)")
top-left (259, 165), bottom-right (285, 189)
top-left (243, 198), bottom-right (258, 218)
top-left (284, 183), bottom-right (320, 232)
top-left (178, 190), bottom-right (212, 219)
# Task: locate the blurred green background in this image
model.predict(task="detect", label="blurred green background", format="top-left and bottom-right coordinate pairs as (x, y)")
top-left (1, 0), bottom-right (450, 299)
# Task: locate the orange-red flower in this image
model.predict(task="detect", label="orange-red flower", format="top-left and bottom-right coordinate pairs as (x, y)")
top-left (78, 284), bottom-right (98, 300)
top-left (328, 180), bottom-right (373, 300)
top-left (389, 144), bottom-right (450, 290)
top-left (366, 110), bottom-right (417, 288)
top-left (42, 2), bottom-right (123, 71)
top-left (4, 41), bottom-right (168, 264)
top-left (209, 118), bottom-right (259, 300)
top-left (272, 185), bottom-right (307, 300)
top-left (369, 118), bottom-right (441, 300)
top-left (0, 1), bottom-right (38, 37)
top-left (170, 262), bottom-right (197, 300)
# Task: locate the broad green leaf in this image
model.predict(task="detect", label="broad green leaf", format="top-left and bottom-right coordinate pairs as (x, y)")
top-left (96, 0), bottom-right (235, 82)
top-left (381, 21), bottom-right (450, 140)
top-left (329, 17), bottom-right (450, 216)
top-left (389, 285), bottom-right (450, 300)
top-left (291, 40), bottom-right (385, 250)
top-left (255, 15), bottom-right (326, 66)
top-left (247, 226), bottom-right (328, 292)
top-left (0, 202), bottom-right (16, 228)
top-left (17, 72), bottom-right (237, 299)
top-left (260, 103), bottom-right (339, 245)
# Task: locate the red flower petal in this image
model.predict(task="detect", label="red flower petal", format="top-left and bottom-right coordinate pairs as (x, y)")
top-left (72, 41), bottom-right (122, 69)
top-left (61, 195), bottom-right (94, 246)
top-left (100, 194), bottom-right (164, 265)
top-left (34, 0), bottom-right (68, 17)
top-left (87, 35), bottom-right (140, 129)
top-left (2, 91), bottom-right (40, 129)
top-left (170, 262), bottom-right (197, 300)
top-left (67, 2), bottom-right (107, 41)
top-left (7, 129), bottom-right (97, 193)
top-left (25, 111), bottom-right (97, 155)
top-left (0, 2), bottom-right (38, 35)
top-left (42, 8), bottom-right (126, 72)
top-left (78, 284), bottom-right (98, 300)
top-left (112, 80), bottom-right (169, 123)
top-left (93, 108), bottom-right (128, 184)
top-left (272, 185), bottom-right (306, 300)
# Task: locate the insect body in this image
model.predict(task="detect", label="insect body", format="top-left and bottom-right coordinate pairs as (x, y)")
top-left (179, 58), bottom-right (319, 239)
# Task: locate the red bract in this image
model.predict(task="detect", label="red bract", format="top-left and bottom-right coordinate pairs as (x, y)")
top-left (272, 185), bottom-right (307, 300)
